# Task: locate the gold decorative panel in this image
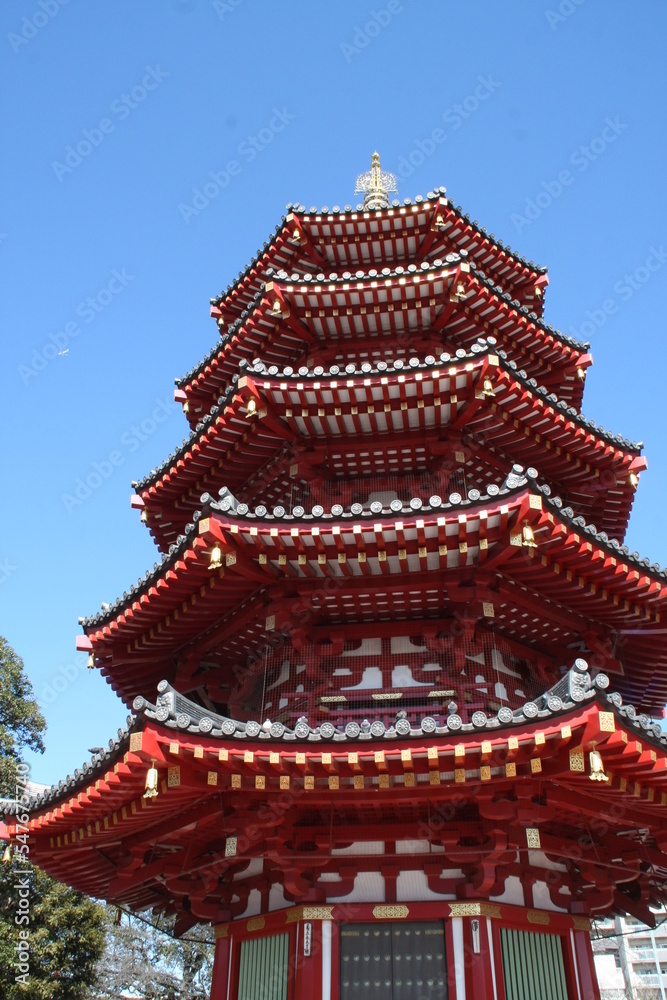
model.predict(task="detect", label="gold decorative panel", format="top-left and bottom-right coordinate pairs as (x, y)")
top-left (449, 902), bottom-right (502, 919)
top-left (373, 905), bottom-right (409, 919)
top-left (526, 828), bottom-right (541, 849)
top-left (599, 712), bottom-right (615, 732)
top-left (287, 906), bottom-right (334, 923)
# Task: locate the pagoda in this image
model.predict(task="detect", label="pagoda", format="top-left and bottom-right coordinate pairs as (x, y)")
top-left (5, 155), bottom-right (667, 1000)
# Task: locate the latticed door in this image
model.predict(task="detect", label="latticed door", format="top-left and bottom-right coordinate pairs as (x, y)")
top-left (340, 920), bottom-right (447, 1000)
top-left (500, 927), bottom-right (569, 1000)
top-left (237, 931), bottom-right (290, 1000)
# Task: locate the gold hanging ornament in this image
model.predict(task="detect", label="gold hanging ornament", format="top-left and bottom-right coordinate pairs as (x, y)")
top-left (432, 213), bottom-right (446, 231)
top-left (246, 398), bottom-right (257, 419)
top-left (589, 749), bottom-right (609, 782)
top-left (209, 544), bottom-right (222, 571)
top-left (522, 520), bottom-right (538, 550)
top-left (140, 508), bottom-right (149, 523)
top-left (143, 761), bottom-right (159, 799)
top-left (481, 376), bottom-right (495, 398)
top-left (87, 652), bottom-right (95, 669)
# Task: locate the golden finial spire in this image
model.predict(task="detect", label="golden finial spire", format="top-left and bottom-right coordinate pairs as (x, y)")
top-left (355, 151), bottom-right (398, 210)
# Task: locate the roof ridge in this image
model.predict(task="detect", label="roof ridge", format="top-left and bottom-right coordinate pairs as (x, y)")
top-left (7, 659), bottom-right (663, 816)
top-left (90, 465), bottom-right (667, 631)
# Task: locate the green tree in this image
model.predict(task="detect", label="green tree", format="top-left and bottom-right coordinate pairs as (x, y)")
top-left (0, 860), bottom-right (106, 1000)
top-left (0, 636), bottom-right (106, 998)
top-left (0, 636), bottom-right (46, 796)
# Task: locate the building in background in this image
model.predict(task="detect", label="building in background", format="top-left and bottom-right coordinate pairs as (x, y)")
top-left (4, 157), bottom-right (667, 999)
top-left (594, 909), bottom-right (667, 999)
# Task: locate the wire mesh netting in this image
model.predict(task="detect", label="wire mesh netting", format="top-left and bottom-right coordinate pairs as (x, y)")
top-left (233, 629), bottom-right (557, 729)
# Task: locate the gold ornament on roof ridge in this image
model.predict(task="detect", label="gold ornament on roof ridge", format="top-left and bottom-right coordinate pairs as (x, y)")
top-left (355, 152), bottom-right (398, 210)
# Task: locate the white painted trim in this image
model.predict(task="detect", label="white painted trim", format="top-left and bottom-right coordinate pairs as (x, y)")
top-left (226, 938), bottom-right (233, 1000)
top-left (486, 917), bottom-right (498, 999)
top-left (322, 920), bottom-right (332, 1000)
top-left (452, 917), bottom-right (466, 1000)
top-left (570, 929), bottom-right (582, 1000)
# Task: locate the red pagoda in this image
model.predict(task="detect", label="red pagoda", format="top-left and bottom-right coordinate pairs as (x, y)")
top-left (4, 154), bottom-right (667, 1000)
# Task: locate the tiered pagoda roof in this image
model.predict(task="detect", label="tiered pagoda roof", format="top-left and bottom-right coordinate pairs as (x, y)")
top-left (137, 341), bottom-right (640, 552)
top-left (85, 470), bottom-right (667, 715)
top-left (4, 661), bottom-right (667, 929)
top-left (176, 251), bottom-right (584, 430)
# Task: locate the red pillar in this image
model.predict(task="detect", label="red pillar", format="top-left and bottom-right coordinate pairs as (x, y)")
top-left (465, 916), bottom-right (497, 1000)
top-left (292, 919), bottom-right (323, 999)
top-left (210, 934), bottom-right (231, 1000)
top-left (571, 929), bottom-right (602, 1000)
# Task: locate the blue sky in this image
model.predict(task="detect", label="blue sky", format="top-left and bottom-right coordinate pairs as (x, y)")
top-left (1, 0), bottom-right (665, 787)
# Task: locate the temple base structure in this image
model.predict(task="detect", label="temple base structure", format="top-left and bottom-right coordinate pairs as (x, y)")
top-left (210, 901), bottom-right (599, 1000)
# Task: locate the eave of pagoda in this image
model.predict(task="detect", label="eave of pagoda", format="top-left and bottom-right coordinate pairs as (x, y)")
top-left (282, 195), bottom-right (547, 308)
top-left (82, 477), bottom-right (667, 713)
top-left (216, 198), bottom-right (547, 328)
top-left (178, 253), bottom-right (574, 429)
top-left (5, 674), bottom-right (667, 924)
top-left (137, 346), bottom-right (643, 550)
top-left (178, 196), bottom-right (547, 412)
